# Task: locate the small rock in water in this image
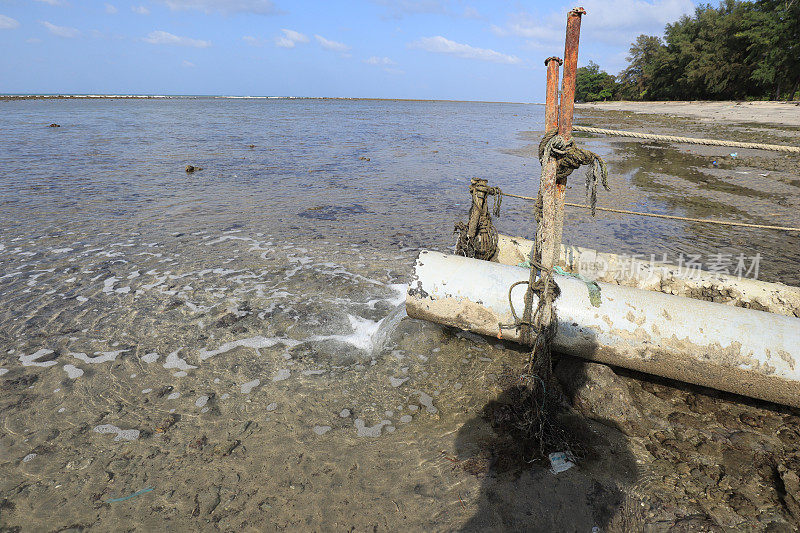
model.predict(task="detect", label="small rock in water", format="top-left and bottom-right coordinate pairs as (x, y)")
top-left (63, 364), bottom-right (84, 379)
top-left (313, 425), bottom-right (332, 435)
top-left (93, 424), bottom-right (140, 441)
top-left (48, 123), bottom-right (60, 128)
top-left (390, 377), bottom-right (409, 388)
top-left (265, 402), bottom-right (278, 411)
top-left (22, 453), bottom-right (37, 463)
top-left (185, 165), bottom-right (203, 173)
top-left (240, 379), bottom-right (260, 394)
top-left (354, 418), bottom-right (391, 437)
top-left (272, 369), bottom-right (290, 382)
top-left (339, 409), bottom-right (351, 418)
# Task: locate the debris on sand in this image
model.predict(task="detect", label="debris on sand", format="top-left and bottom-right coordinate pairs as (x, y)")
top-left (105, 487), bottom-right (153, 503)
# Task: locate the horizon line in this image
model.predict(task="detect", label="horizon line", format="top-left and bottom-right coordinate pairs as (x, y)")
top-left (0, 94), bottom-right (541, 105)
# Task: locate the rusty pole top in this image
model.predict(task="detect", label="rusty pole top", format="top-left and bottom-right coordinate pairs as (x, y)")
top-left (543, 56), bottom-right (563, 67)
top-left (558, 7), bottom-right (586, 142)
top-left (544, 58), bottom-right (562, 132)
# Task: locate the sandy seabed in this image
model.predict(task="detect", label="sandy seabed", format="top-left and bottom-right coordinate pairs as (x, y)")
top-left (1, 98), bottom-right (800, 531)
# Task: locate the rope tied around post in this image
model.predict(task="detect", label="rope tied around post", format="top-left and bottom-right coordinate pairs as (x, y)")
top-left (538, 128), bottom-right (610, 216)
top-left (454, 178), bottom-right (503, 260)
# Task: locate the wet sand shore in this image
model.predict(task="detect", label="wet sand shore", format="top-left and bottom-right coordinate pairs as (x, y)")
top-left (578, 100), bottom-right (800, 128)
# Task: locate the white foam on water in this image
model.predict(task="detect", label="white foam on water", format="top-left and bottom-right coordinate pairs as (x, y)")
top-left (308, 315), bottom-right (384, 352)
top-left (70, 350), bottom-right (127, 364)
top-left (63, 364), bottom-right (84, 379)
top-left (19, 349), bottom-right (58, 367)
top-left (197, 336), bottom-right (301, 361)
top-left (386, 283), bottom-right (408, 306)
top-left (272, 369), bottom-right (290, 382)
top-left (163, 350), bottom-right (197, 371)
top-left (93, 424), bottom-right (140, 441)
top-left (240, 379), bottom-right (260, 394)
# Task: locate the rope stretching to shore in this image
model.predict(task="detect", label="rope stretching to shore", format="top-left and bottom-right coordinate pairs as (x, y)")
top-left (573, 125), bottom-right (800, 154)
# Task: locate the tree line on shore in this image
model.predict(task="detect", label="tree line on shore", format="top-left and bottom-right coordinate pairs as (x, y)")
top-left (576, 0), bottom-right (799, 101)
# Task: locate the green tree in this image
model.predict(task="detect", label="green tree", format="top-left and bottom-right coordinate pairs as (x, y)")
top-left (738, 0), bottom-right (800, 99)
top-left (575, 61), bottom-right (617, 102)
top-left (618, 35), bottom-right (666, 100)
top-left (586, 0), bottom-right (798, 101)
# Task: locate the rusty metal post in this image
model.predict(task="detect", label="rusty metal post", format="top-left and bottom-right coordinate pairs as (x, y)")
top-left (534, 56), bottom-right (563, 271)
top-left (552, 7), bottom-right (586, 266)
top-left (529, 8), bottom-right (586, 347)
top-left (544, 57), bottom-right (562, 132)
top-left (559, 7), bottom-right (586, 143)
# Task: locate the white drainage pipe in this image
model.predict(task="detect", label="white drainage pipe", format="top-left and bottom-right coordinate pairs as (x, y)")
top-left (406, 250), bottom-right (800, 408)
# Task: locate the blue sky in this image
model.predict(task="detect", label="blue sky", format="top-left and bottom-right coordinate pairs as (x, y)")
top-left (0, 0), bottom-right (699, 101)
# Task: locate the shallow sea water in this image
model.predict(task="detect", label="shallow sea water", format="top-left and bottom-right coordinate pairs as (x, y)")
top-left (1, 98), bottom-right (798, 531)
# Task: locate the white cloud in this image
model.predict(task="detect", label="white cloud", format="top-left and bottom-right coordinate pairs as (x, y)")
top-left (143, 30), bottom-right (211, 48)
top-left (132, 5), bottom-right (150, 15)
top-left (105, 3), bottom-right (118, 14)
top-left (34, 0), bottom-right (68, 5)
top-left (0, 15), bottom-right (20, 30)
top-left (493, 0), bottom-right (694, 47)
top-left (27, 37), bottom-right (42, 43)
top-left (155, 0), bottom-right (280, 14)
top-left (182, 60), bottom-right (195, 67)
top-left (41, 21), bottom-right (80, 38)
top-left (364, 56), bottom-right (395, 66)
top-left (364, 56), bottom-right (402, 74)
top-left (409, 36), bottom-right (521, 64)
top-left (274, 28), bottom-right (308, 48)
top-left (315, 34), bottom-right (350, 53)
